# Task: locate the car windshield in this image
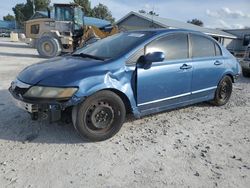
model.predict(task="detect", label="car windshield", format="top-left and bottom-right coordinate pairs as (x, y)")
top-left (73, 31), bottom-right (153, 59)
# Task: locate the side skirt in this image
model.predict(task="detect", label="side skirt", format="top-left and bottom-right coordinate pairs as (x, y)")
top-left (136, 88), bottom-right (216, 117)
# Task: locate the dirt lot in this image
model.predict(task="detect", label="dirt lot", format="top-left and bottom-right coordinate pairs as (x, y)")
top-left (0, 38), bottom-right (249, 188)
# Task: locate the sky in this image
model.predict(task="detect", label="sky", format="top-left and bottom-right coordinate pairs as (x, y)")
top-left (1, 0), bottom-right (250, 29)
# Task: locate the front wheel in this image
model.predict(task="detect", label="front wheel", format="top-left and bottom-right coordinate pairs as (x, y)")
top-left (72, 90), bottom-right (126, 141)
top-left (211, 76), bottom-right (232, 106)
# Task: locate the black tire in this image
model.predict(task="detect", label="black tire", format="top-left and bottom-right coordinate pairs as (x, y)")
top-left (73, 90), bottom-right (126, 141)
top-left (37, 36), bottom-right (61, 58)
top-left (212, 76), bottom-right (232, 106)
top-left (242, 69), bottom-right (250, 77)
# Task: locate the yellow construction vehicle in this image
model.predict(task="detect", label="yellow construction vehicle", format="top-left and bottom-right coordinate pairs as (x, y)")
top-left (24, 3), bottom-right (119, 58)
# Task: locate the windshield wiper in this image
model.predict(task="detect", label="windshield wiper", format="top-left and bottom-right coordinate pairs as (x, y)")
top-left (72, 53), bottom-right (106, 61)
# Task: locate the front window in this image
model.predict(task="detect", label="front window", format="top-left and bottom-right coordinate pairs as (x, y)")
top-left (74, 7), bottom-right (84, 30)
top-left (74, 32), bottom-right (153, 59)
top-left (55, 6), bottom-right (73, 21)
top-left (146, 33), bottom-right (189, 60)
top-left (126, 48), bottom-right (144, 65)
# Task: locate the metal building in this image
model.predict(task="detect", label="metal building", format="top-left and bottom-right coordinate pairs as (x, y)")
top-left (0, 20), bottom-right (16, 32)
top-left (116, 11), bottom-right (236, 45)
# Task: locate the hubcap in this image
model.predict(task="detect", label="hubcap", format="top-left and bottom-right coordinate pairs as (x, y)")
top-left (86, 101), bottom-right (114, 132)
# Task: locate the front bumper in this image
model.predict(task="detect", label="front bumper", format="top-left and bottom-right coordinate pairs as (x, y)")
top-left (9, 85), bottom-right (84, 122)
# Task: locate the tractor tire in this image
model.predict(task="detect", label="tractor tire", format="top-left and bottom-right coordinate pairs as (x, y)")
top-left (37, 36), bottom-right (61, 58)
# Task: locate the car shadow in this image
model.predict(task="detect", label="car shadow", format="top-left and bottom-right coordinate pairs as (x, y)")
top-left (1, 87), bottom-right (166, 144)
top-left (0, 88), bottom-right (216, 144)
top-left (0, 89), bottom-right (89, 144)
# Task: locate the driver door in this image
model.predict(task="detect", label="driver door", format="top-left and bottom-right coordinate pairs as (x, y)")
top-left (137, 33), bottom-right (193, 113)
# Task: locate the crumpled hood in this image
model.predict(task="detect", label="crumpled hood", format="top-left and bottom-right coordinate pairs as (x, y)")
top-left (17, 56), bottom-right (107, 86)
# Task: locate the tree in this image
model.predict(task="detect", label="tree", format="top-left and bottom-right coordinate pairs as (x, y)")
top-left (35, 0), bottom-right (50, 11)
top-left (3, 14), bottom-right (15, 21)
top-left (138, 10), bottom-right (159, 16)
top-left (12, 0), bottom-right (50, 27)
top-left (12, 3), bottom-right (26, 27)
top-left (92, 3), bottom-right (115, 23)
top-left (187, 19), bottom-right (204, 27)
top-left (148, 11), bottom-right (159, 16)
top-left (73, 0), bottom-right (92, 16)
top-left (139, 9), bottom-right (146, 14)
top-left (73, 1), bottom-right (115, 22)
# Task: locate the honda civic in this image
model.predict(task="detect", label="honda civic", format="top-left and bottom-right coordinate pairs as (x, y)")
top-left (9, 29), bottom-right (241, 141)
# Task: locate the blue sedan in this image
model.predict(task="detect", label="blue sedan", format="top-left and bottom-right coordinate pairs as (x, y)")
top-left (9, 29), bottom-right (241, 141)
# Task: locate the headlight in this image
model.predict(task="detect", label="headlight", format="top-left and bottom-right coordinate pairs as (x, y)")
top-left (24, 86), bottom-right (78, 99)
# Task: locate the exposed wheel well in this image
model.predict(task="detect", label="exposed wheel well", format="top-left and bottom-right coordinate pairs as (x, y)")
top-left (102, 89), bottom-right (132, 114)
top-left (225, 74), bottom-right (234, 83)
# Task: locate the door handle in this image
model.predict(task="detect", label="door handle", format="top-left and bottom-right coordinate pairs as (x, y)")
top-left (180, 64), bottom-right (192, 70)
top-left (214, 60), bottom-right (223, 65)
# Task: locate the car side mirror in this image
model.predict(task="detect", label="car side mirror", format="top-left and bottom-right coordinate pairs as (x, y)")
top-left (137, 51), bottom-right (165, 70)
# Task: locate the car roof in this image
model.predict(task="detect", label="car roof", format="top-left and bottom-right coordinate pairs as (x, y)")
top-left (127, 28), bottom-right (206, 36)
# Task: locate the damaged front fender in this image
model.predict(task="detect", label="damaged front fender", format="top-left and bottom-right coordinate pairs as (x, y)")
top-left (75, 66), bottom-right (140, 117)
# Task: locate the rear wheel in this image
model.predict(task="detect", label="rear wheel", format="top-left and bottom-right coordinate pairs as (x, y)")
top-left (73, 90), bottom-right (126, 141)
top-left (212, 76), bottom-right (232, 106)
top-left (37, 36), bottom-right (61, 58)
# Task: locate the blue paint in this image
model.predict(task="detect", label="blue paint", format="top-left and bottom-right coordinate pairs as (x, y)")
top-left (15, 29), bottom-right (241, 118)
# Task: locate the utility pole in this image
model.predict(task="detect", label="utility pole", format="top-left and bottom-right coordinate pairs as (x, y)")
top-left (32, 0), bottom-right (35, 14)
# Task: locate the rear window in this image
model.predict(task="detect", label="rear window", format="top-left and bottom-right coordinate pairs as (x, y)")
top-left (215, 43), bottom-right (222, 56)
top-left (191, 34), bottom-right (216, 58)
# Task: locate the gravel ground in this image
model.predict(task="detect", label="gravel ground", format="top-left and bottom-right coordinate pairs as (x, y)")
top-left (0, 38), bottom-right (249, 188)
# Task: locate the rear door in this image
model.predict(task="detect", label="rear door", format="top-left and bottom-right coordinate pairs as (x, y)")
top-left (137, 33), bottom-right (193, 113)
top-left (190, 34), bottom-right (225, 100)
